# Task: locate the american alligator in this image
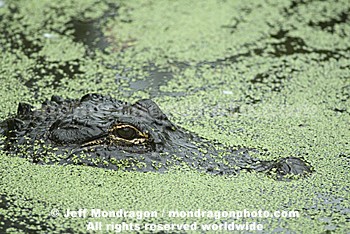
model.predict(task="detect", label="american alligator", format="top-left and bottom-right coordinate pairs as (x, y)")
top-left (0, 93), bottom-right (311, 178)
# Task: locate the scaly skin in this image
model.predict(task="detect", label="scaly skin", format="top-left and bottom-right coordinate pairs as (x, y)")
top-left (0, 93), bottom-right (311, 178)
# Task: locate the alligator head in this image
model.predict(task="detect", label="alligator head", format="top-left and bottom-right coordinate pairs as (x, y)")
top-left (0, 93), bottom-right (312, 178)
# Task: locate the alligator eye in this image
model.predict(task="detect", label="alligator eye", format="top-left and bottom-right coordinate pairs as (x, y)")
top-left (115, 127), bottom-right (137, 140)
top-left (109, 124), bottom-right (148, 145)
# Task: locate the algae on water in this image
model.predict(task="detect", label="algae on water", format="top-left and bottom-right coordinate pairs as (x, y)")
top-left (0, 0), bottom-right (349, 233)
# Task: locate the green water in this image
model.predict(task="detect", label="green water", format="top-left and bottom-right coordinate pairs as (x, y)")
top-left (0, 0), bottom-right (349, 233)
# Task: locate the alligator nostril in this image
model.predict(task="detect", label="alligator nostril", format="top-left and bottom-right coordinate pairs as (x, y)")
top-left (51, 95), bottom-right (64, 104)
top-left (80, 93), bottom-right (101, 102)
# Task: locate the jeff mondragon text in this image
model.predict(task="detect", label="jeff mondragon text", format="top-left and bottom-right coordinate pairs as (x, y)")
top-left (63, 209), bottom-right (300, 219)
